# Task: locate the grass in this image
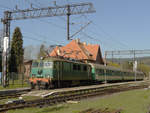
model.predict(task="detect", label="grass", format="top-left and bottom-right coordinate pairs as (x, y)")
top-left (0, 97), bottom-right (19, 104)
top-left (0, 80), bottom-right (30, 104)
top-left (0, 84), bottom-right (30, 90)
top-left (0, 96), bottom-right (41, 105)
top-left (0, 80), bottom-right (30, 90)
top-left (7, 88), bottom-right (150, 113)
top-left (23, 96), bottom-right (42, 101)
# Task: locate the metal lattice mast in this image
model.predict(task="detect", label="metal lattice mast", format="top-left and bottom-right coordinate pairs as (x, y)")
top-left (5, 3), bottom-right (95, 20)
top-left (2, 11), bottom-right (11, 87)
top-left (1, 2), bottom-right (95, 87)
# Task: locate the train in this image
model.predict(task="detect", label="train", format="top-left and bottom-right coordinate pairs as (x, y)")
top-left (29, 57), bottom-right (144, 89)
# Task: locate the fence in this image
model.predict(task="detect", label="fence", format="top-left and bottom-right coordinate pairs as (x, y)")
top-left (0, 72), bottom-right (30, 88)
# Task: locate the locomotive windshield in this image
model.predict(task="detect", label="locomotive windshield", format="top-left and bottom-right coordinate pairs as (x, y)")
top-left (39, 62), bottom-right (43, 67)
top-left (44, 61), bottom-right (53, 68)
top-left (32, 62), bottom-right (39, 67)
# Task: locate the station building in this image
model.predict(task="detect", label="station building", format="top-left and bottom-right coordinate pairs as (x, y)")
top-left (49, 39), bottom-right (104, 64)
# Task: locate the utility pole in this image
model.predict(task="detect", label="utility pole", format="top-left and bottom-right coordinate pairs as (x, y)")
top-left (67, 5), bottom-right (71, 40)
top-left (1, 2), bottom-right (95, 87)
top-left (111, 51), bottom-right (113, 63)
top-left (133, 50), bottom-right (137, 81)
top-left (104, 51), bottom-right (107, 84)
top-left (1, 11), bottom-right (11, 87)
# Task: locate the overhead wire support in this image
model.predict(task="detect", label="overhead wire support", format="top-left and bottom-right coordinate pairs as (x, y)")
top-left (1, 2), bottom-right (95, 87)
top-left (104, 49), bottom-right (150, 81)
top-left (105, 49), bottom-right (150, 55)
top-left (67, 5), bottom-right (71, 40)
top-left (3, 2), bottom-right (95, 20)
top-left (70, 21), bottom-right (92, 39)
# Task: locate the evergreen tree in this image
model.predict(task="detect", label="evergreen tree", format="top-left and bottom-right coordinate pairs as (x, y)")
top-left (10, 27), bottom-right (24, 73)
top-left (38, 44), bottom-right (47, 59)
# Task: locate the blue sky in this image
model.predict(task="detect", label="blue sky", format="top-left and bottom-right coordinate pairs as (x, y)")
top-left (0, 0), bottom-right (150, 55)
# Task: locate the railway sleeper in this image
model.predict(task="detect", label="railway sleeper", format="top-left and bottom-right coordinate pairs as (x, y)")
top-left (0, 83), bottom-right (149, 112)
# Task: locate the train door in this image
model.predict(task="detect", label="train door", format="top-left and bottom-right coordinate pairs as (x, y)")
top-left (87, 65), bottom-right (91, 80)
top-left (57, 61), bottom-right (63, 87)
top-left (59, 62), bottom-right (63, 80)
top-left (38, 60), bottom-right (43, 78)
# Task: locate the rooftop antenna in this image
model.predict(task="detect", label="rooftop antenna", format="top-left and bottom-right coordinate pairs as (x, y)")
top-left (30, 4), bottom-right (33, 9)
top-left (53, 1), bottom-right (57, 6)
top-left (15, 5), bottom-right (18, 10)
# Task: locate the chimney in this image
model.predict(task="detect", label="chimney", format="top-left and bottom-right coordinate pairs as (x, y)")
top-left (57, 48), bottom-right (61, 55)
top-left (83, 42), bottom-right (86, 45)
top-left (76, 38), bottom-right (80, 43)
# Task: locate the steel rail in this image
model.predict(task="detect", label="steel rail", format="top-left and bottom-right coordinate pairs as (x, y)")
top-left (0, 81), bottom-right (149, 112)
top-left (0, 88), bottom-right (31, 100)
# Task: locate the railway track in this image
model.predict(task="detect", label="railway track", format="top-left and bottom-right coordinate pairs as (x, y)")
top-left (0, 88), bottom-right (31, 100)
top-left (0, 81), bottom-right (149, 112)
top-left (0, 93), bottom-right (23, 100)
top-left (79, 108), bottom-right (122, 113)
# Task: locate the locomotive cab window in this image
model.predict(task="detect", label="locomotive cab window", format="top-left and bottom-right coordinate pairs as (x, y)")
top-left (44, 62), bottom-right (53, 68)
top-left (39, 62), bottom-right (43, 67)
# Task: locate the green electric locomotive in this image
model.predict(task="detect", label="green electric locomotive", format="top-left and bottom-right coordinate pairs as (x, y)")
top-left (29, 57), bottom-right (144, 89)
top-left (30, 57), bottom-right (91, 89)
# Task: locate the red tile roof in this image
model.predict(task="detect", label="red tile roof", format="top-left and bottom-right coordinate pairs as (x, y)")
top-left (49, 39), bottom-right (103, 63)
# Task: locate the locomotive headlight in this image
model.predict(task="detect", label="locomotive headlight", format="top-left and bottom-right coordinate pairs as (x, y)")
top-left (47, 74), bottom-right (50, 78)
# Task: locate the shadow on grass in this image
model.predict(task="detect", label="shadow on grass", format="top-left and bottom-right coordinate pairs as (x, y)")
top-left (35, 105), bottom-right (69, 113)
